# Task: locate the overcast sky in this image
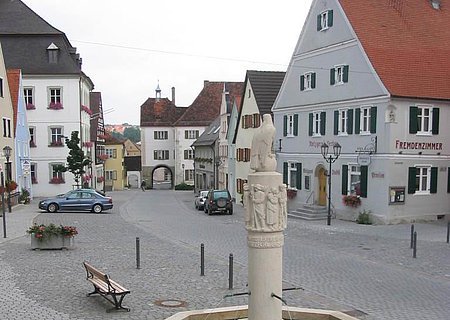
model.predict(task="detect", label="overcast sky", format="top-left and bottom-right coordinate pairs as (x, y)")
top-left (23, 0), bottom-right (313, 125)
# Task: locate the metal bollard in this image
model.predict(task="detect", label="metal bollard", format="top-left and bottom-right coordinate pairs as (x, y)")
top-left (228, 253), bottom-right (234, 290)
top-left (136, 237), bottom-right (141, 269)
top-left (410, 224), bottom-right (414, 249)
top-left (447, 222), bottom-right (449, 244)
top-left (413, 231), bottom-right (417, 258)
top-left (200, 243), bottom-right (205, 276)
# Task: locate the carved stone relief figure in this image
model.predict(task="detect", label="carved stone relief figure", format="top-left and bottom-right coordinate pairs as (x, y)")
top-left (279, 184), bottom-right (287, 229)
top-left (252, 184), bottom-right (267, 230)
top-left (266, 187), bottom-right (280, 226)
top-left (243, 183), bottom-right (252, 227)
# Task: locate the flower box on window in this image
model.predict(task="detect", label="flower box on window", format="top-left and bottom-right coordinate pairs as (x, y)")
top-left (81, 105), bottom-right (93, 115)
top-left (26, 103), bottom-right (36, 110)
top-left (342, 195), bottom-right (361, 208)
top-left (49, 177), bottom-right (65, 184)
top-left (49, 141), bottom-right (64, 147)
top-left (82, 174), bottom-right (92, 182)
top-left (97, 176), bottom-right (105, 183)
top-left (98, 154), bottom-right (108, 161)
top-left (30, 141), bottom-right (37, 148)
top-left (32, 177), bottom-right (38, 184)
top-left (48, 102), bottom-right (63, 110)
top-left (83, 141), bottom-right (93, 148)
top-left (287, 189), bottom-right (297, 199)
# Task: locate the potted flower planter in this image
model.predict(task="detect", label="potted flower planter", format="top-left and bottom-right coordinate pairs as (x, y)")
top-left (27, 224), bottom-right (78, 250)
top-left (30, 235), bottom-right (74, 250)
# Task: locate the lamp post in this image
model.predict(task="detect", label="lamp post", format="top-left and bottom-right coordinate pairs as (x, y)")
top-left (3, 146), bottom-right (12, 213)
top-left (321, 142), bottom-right (342, 226)
top-left (1, 166), bottom-right (6, 238)
top-left (181, 163), bottom-right (185, 184)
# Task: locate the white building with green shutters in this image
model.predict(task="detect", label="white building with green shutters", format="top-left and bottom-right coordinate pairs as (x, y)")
top-left (272, 0), bottom-right (450, 224)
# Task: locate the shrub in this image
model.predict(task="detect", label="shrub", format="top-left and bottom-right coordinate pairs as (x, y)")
top-left (174, 183), bottom-right (194, 190)
top-left (356, 209), bottom-right (372, 225)
top-left (19, 188), bottom-right (31, 204)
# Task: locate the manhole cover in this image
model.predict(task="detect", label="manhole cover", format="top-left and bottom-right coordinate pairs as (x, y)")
top-left (154, 299), bottom-right (187, 308)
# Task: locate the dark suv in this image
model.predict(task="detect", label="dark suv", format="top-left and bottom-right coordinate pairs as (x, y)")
top-left (204, 189), bottom-right (233, 215)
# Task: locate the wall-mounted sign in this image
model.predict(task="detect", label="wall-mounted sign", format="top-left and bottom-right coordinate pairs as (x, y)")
top-left (389, 186), bottom-right (405, 205)
top-left (303, 168), bottom-right (313, 174)
top-left (357, 154), bottom-right (371, 166)
top-left (395, 139), bottom-right (443, 150)
top-left (371, 172), bottom-right (385, 178)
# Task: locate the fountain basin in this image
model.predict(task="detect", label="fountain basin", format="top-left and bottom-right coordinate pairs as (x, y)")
top-left (165, 305), bottom-right (359, 320)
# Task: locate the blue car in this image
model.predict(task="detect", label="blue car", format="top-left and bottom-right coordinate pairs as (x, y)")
top-left (38, 189), bottom-right (113, 213)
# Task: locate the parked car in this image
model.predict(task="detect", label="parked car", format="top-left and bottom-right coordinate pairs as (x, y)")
top-left (204, 189), bottom-right (233, 215)
top-left (195, 190), bottom-right (209, 210)
top-left (38, 189), bottom-right (113, 213)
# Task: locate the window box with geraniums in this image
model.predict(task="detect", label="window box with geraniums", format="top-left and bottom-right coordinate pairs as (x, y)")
top-left (83, 141), bottom-right (93, 148)
top-left (343, 194), bottom-right (361, 208)
top-left (48, 101), bottom-right (63, 110)
top-left (287, 189), bottom-right (297, 199)
top-left (97, 176), bottom-right (105, 183)
top-left (30, 140), bottom-right (36, 148)
top-left (0, 180), bottom-right (18, 194)
top-left (81, 105), bottom-right (93, 115)
top-left (49, 140), bottom-right (64, 147)
top-left (26, 103), bottom-right (36, 110)
top-left (49, 177), bottom-right (65, 184)
top-left (98, 154), bottom-right (108, 161)
top-left (27, 223), bottom-right (78, 250)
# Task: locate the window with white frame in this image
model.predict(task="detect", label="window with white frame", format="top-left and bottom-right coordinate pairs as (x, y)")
top-left (313, 112), bottom-right (321, 136)
top-left (49, 87), bottom-right (62, 103)
top-left (106, 148), bottom-right (117, 158)
top-left (318, 10), bottom-right (333, 31)
top-left (2, 118), bottom-right (11, 137)
top-left (287, 114), bottom-right (295, 136)
top-left (330, 65), bottom-right (349, 85)
top-left (154, 130), bottom-right (168, 140)
top-left (184, 149), bottom-right (194, 159)
top-left (154, 150), bottom-right (169, 160)
top-left (289, 162), bottom-right (298, 189)
top-left (185, 169), bottom-right (194, 181)
top-left (50, 127), bottom-right (63, 145)
top-left (348, 164), bottom-right (361, 196)
top-left (50, 163), bottom-right (64, 180)
top-left (417, 106), bottom-right (432, 134)
top-left (300, 72), bottom-right (316, 91)
top-left (338, 109), bottom-right (348, 135)
top-left (106, 170), bottom-right (117, 181)
top-left (24, 87), bottom-right (34, 106)
top-left (185, 130), bottom-right (199, 139)
top-left (31, 163), bottom-right (37, 184)
top-left (415, 166), bottom-right (431, 194)
top-left (360, 107), bottom-right (371, 134)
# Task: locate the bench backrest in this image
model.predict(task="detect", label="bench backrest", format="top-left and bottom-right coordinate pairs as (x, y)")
top-left (83, 261), bottom-right (109, 283)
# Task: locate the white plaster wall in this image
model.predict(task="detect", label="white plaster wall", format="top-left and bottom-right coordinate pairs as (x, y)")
top-left (175, 126), bottom-right (205, 185)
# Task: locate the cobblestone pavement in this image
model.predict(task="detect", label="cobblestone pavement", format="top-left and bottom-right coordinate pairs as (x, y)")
top-left (0, 190), bottom-right (448, 320)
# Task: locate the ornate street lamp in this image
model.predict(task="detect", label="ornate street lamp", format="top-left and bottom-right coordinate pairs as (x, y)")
top-left (321, 142), bottom-right (342, 226)
top-left (181, 163), bottom-right (185, 184)
top-left (3, 146), bottom-right (12, 213)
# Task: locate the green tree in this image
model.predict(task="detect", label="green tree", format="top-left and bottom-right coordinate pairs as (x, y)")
top-left (123, 126), bottom-right (141, 143)
top-left (111, 131), bottom-right (124, 141)
top-left (56, 131), bottom-right (91, 188)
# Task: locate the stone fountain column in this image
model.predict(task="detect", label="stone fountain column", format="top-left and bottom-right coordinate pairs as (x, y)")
top-left (244, 114), bottom-right (287, 320)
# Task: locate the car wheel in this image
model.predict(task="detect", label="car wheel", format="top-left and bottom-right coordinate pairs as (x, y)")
top-left (195, 204), bottom-right (198, 210)
top-left (92, 204), bottom-right (103, 214)
top-left (228, 208), bottom-right (233, 215)
top-left (47, 203), bottom-right (58, 213)
top-left (208, 208), bottom-right (213, 215)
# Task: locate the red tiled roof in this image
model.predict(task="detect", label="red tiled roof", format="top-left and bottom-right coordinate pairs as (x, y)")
top-left (174, 81), bottom-right (244, 126)
top-left (140, 98), bottom-right (187, 127)
top-left (339, 0), bottom-right (450, 100)
top-left (6, 69), bottom-right (20, 132)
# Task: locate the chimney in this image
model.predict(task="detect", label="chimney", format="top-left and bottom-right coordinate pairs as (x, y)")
top-left (204, 80), bottom-right (209, 88)
top-left (431, 0), bottom-right (441, 9)
top-left (171, 87), bottom-right (175, 104)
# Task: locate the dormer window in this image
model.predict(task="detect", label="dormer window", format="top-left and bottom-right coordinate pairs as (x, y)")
top-left (47, 42), bottom-right (59, 64)
top-left (317, 10), bottom-right (333, 31)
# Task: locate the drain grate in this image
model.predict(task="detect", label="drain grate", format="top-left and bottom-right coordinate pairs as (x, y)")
top-left (154, 299), bottom-right (187, 308)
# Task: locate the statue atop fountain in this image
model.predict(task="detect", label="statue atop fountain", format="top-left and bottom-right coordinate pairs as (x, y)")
top-left (244, 113), bottom-right (287, 320)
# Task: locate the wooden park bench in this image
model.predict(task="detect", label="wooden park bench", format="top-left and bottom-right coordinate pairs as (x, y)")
top-left (83, 261), bottom-right (131, 312)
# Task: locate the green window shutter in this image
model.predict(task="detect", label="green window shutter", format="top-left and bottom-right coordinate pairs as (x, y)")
top-left (293, 114), bottom-right (299, 136)
top-left (347, 109), bottom-right (353, 134)
top-left (370, 106), bottom-right (377, 134)
top-left (320, 111), bottom-right (326, 135)
top-left (296, 163), bottom-right (302, 190)
top-left (184, 131), bottom-right (188, 139)
top-left (308, 113), bottom-right (313, 136)
top-left (430, 167), bottom-right (438, 194)
top-left (448, 168), bottom-right (450, 193)
top-left (311, 73), bottom-right (316, 89)
top-left (409, 107), bottom-right (418, 134)
top-left (317, 14), bottom-right (322, 31)
top-left (330, 68), bottom-right (335, 85)
top-left (432, 108), bottom-right (439, 135)
top-left (154, 131), bottom-right (157, 139)
top-left (196, 130), bottom-right (199, 138)
top-left (408, 167), bottom-right (416, 194)
top-left (283, 115), bottom-right (287, 137)
top-left (153, 150), bottom-right (157, 160)
top-left (343, 65), bottom-right (349, 83)
top-left (360, 165), bottom-right (368, 198)
top-left (300, 75), bottom-right (305, 91)
top-left (328, 10), bottom-right (333, 27)
top-left (184, 150), bottom-right (188, 159)
top-left (342, 165), bottom-right (348, 195)
top-left (355, 108), bottom-right (361, 134)
top-left (165, 150), bottom-right (169, 159)
top-left (334, 110), bottom-right (339, 135)
top-left (283, 162), bottom-right (288, 184)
